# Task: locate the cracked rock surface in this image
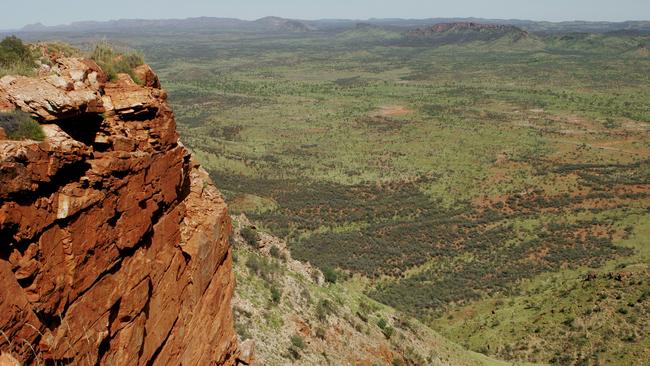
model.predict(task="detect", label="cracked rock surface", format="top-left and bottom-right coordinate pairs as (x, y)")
top-left (0, 58), bottom-right (240, 365)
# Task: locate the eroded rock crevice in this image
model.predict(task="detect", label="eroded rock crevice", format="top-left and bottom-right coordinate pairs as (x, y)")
top-left (0, 58), bottom-right (240, 365)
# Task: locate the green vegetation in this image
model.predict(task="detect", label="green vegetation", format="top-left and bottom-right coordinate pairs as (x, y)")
top-left (0, 36), bottom-right (147, 82)
top-left (90, 42), bottom-right (144, 82)
top-left (269, 245), bottom-right (281, 259)
top-left (0, 110), bottom-right (44, 140)
top-left (240, 227), bottom-right (259, 247)
top-left (290, 334), bottom-right (305, 349)
top-left (245, 254), bottom-right (282, 284)
top-left (0, 36), bottom-right (36, 77)
top-left (138, 28), bottom-right (648, 365)
top-left (315, 298), bottom-right (337, 321)
top-left (46, 24), bottom-right (649, 365)
top-left (270, 285), bottom-right (282, 304)
top-left (434, 213), bottom-right (650, 364)
top-left (321, 266), bottom-right (338, 284)
top-left (232, 243), bottom-right (519, 365)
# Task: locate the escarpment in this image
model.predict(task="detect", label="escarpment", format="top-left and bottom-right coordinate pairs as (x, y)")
top-left (0, 58), bottom-right (241, 365)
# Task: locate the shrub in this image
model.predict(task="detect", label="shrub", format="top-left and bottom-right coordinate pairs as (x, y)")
top-left (562, 316), bottom-right (575, 328)
top-left (288, 334), bottom-right (306, 360)
top-left (270, 245), bottom-right (281, 259)
top-left (90, 42), bottom-right (144, 82)
top-left (639, 291), bottom-right (650, 303)
top-left (357, 301), bottom-right (380, 322)
top-left (270, 285), bottom-right (282, 304)
top-left (315, 327), bottom-right (326, 339)
top-left (290, 334), bottom-right (305, 349)
top-left (235, 321), bottom-right (252, 341)
top-left (240, 227), bottom-right (259, 247)
top-left (322, 266), bottom-right (338, 284)
top-left (356, 310), bottom-right (368, 323)
top-left (316, 299), bottom-right (337, 321)
top-left (382, 325), bottom-right (394, 339)
top-left (0, 36), bottom-right (35, 77)
top-left (245, 254), bottom-right (281, 283)
top-left (0, 111), bottom-right (44, 140)
top-left (245, 255), bottom-right (261, 274)
top-left (377, 318), bottom-right (388, 330)
top-left (0, 36), bottom-right (32, 63)
top-left (621, 333), bottom-right (637, 343)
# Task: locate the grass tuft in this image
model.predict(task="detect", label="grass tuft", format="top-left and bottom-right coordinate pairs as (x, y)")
top-left (0, 110), bottom-right (44, 141)
top-left (90, 42), bottom-right (144, 83)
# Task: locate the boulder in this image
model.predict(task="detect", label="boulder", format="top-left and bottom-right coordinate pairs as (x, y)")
top-left (0, 75), bottom-right (104, 121)
top-left (237, 339), bottom-right (256, 365)
top-left (0, 57), bottom-right (109, 121)
top-left (103, 74), bottom-right (162, 117)
top-left (0, 352), bottom-right (21, 366)
top-left (133, 64), bottom-right (161, 88)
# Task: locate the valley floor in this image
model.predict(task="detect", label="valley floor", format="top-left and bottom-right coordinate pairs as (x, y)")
top-left (26, 27), bottom-right (649, 365)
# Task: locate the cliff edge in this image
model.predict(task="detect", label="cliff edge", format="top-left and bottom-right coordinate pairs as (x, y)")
top-left (0, 57), bottom-right (241, 365)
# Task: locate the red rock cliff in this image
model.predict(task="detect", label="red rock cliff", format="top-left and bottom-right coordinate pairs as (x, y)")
top-left (0, 59), bottom-right (240, 365)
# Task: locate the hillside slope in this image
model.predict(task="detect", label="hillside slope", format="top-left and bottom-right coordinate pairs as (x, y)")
top-left (230, 216), bottom-right (532, 366)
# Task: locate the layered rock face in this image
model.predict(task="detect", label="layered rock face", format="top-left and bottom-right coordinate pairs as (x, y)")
top-left (0, 59), bottom-right (240, 365)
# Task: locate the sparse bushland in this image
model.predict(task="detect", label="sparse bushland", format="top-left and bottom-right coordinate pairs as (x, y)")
top-left (0, 110), bottom-right (44, 141)
top-left (232, 236), bottom-right (514, 365)
top-left (120, 26), bottom-right (650, 365)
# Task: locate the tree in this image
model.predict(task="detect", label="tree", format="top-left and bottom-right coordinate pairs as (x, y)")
top-left (322, 266), bottom-right (338, 284)
top-left (0, 36), bottom-right (34, 70)
top-left (240, 227), bottom-right (259, 247)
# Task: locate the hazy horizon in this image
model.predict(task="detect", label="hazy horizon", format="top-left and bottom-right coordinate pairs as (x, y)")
top-left (2, 0), bottom-right (650, 30)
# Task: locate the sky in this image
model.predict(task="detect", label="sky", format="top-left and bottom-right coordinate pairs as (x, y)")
top-left (2, 0), bottom-right (650, 29)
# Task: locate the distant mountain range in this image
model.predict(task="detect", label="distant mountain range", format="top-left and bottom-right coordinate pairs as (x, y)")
top-left (18, 16), bottom-right (308, 34)
top-left (13, 16), bottom-right (650, 35)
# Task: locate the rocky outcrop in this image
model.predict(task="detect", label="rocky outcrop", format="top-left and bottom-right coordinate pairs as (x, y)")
top-left (408, 22), bottom-right (527, 35)
top-left (233, 214), bottom-right (324, 285)
top-left (0, 58), bottom-right (240, 365)
top-left (0, 58), bottom-right (105, 121)
top-left (405, 22), bottom-right (529, 41)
